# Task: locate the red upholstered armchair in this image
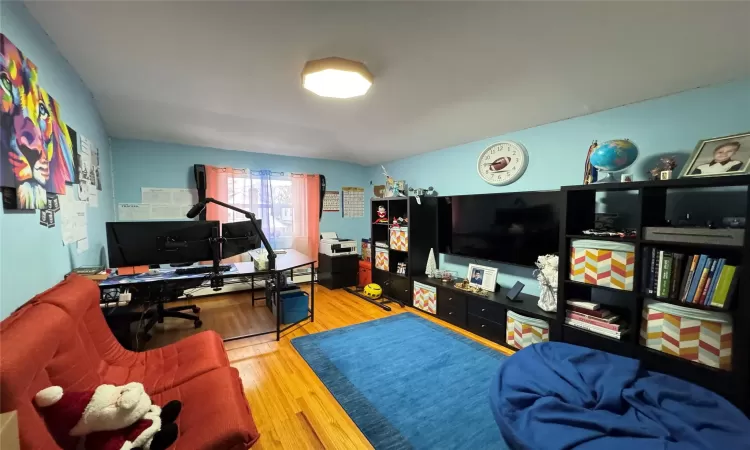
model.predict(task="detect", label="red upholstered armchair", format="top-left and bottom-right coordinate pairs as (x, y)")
top-left (0, 274), bottom-right (259, 449)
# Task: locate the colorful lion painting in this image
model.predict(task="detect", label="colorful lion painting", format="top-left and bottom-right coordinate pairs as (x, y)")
top-left (1, 33), bottom-right (76, 209)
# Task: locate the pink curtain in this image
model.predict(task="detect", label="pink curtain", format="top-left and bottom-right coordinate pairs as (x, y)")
top-left (291, 174), bottom-right (320, 263)
top-left (205, 165), bottom-right (242, 264)
top-left (205, 166), bottom-right (229, 224)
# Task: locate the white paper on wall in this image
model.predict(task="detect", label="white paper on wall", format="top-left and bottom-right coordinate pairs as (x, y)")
top-left (142, 188), bottom-right (172, 204)
top-left (75, 183), bottom-right (89, 203)
top-left (118, 203), bottom-right (151, 221)
top-left (142, 188), bottom-right (197, 206)
top-left (88, 184), bottom-right (98, 208)
top-left (150, 204), bottom-right (183, 220)
top-left (59, 194), bottom-right (88, 245)
top-left (77, 238), bottom-right (89, 254)
top-left (171, 189), bottom-right (199, 205)
top-left (118, 203), bottom-right (191, 221)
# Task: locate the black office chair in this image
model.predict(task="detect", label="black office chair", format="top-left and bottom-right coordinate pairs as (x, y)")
top-left (137, 270), bottom-right (204, 341)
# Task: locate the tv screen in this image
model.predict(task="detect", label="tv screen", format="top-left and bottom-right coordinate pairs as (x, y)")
top-left (438, 191), bottom-right (561, 267)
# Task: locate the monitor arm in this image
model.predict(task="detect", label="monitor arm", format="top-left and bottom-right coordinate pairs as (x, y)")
top-left (186, 198), bottom-right (276, 270)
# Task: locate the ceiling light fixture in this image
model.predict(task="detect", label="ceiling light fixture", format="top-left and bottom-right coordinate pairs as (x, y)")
top-left (302, 57), bottom-right (373, 99)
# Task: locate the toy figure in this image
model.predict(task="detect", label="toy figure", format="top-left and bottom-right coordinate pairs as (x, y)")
top-left (35, 382), bottom-right (181, 450)
top-left (381, 166), bottom-right (395, 197)
top-left (374, 205), bottom-right (388, 223)
top-left (583, 140), bottom-right (599, 184)
top-left (394, 180), bottom-right (407, 197)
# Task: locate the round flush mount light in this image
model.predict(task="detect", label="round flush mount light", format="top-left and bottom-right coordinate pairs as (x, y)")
top-left (302, 57), bottom-right (373, 99)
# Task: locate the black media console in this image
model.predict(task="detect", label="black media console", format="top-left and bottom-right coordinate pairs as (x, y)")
top-left (411, 275), bottom-right (557, 351)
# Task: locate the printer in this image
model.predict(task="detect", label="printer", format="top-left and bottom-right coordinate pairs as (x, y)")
top-left (320, 232), bottom-right (358, 256)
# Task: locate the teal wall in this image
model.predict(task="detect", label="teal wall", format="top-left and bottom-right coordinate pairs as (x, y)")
top-left (2, 0), bottom-right (748, 315)
top-left (370, 79), bottom-right (750, 294)
top-left (0, 1), bottom-right (114, 318)
top-left (111, 139), bottom-right (370, 245)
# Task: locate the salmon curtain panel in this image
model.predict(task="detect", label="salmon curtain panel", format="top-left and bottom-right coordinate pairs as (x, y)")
top-left (205, 166), bottom-right (247, 263)
top-left (291, 173), bottom-right (320, 263)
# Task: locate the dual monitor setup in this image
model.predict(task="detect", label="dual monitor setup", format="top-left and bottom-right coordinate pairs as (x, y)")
top-left (106, 219), bottom-right (261, 271)
top-left (106, 197), bottom-right (276, 279)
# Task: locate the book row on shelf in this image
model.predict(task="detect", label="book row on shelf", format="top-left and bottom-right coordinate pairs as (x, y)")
top-left (643, 247), bottom-right (741, 309)
top-left (565, 300), bottom-right (629, 340)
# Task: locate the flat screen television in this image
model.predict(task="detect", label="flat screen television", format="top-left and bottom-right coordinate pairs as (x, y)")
top-left (437, 190), bottom-right (561, 267)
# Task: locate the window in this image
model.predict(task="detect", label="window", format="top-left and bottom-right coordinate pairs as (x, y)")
top-left (227, 172), bottom-right (294, 249)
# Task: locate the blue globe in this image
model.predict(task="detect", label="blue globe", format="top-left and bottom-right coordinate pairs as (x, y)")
top-left (590, 139), bottom-right (639, 172)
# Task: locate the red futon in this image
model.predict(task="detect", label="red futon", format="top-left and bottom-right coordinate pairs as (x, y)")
top-left (0, 274), bottom-right (259, 449)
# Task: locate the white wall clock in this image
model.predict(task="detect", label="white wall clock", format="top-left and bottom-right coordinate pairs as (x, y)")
top-left (477, 141), bottom-right (529, 186)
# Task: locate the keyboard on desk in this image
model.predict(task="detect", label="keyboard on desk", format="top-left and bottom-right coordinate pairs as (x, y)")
top-left (175, 265), bottom-right (232, 275)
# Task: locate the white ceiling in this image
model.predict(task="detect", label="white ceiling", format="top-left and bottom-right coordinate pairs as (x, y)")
top-left (25, 1), bottom-right (750, 166)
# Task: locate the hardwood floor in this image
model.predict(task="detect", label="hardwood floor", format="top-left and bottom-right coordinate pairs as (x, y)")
top-left (144, 293), bottom-right (275, 348)
top-left (148, 285), bottom-right (514, 449)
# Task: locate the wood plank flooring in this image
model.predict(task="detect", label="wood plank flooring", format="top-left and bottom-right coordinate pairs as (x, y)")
top-left (147, 284), bottom-right (514, 449)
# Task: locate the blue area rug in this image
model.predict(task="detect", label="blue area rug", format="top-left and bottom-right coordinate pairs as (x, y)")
top-left (292, 312), bottom-right (509, 450)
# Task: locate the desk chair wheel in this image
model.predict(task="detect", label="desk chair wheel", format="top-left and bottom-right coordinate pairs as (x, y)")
top-left (194, 320), bottom-right (203, 328)
top-left (192, 306), bottom-right (200, 313)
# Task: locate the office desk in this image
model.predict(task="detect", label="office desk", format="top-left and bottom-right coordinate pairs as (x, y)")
top-left (100, 250), bottom-right (316, 341)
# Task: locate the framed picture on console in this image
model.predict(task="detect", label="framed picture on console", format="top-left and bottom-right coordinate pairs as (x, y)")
top-left (467, 264), bottom-right (498, 292)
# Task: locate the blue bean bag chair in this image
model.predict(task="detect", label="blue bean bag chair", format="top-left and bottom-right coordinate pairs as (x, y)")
top-left (490, 342), bottom-right (750, 450)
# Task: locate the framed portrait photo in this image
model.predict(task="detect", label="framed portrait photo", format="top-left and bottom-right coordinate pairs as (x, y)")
top-left (681, 132), bottom-right (750, 179)
top-left (467, 264), bottom-right (498, 292)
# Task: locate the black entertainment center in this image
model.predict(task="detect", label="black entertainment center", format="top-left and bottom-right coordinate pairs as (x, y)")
top-left (370, 175), bottom-right (750, 412)
top-left (371, 190), bottom-right (561, 353)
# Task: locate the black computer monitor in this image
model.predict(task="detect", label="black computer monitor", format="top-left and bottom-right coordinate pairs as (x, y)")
top-left (222, 220), bottom-right (262, 259)
top-left (106, 221), bottom-right (219, 267)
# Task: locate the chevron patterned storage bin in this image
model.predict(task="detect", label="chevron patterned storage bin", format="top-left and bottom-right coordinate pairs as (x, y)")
top-left (570, 239), bottom-right (635, 291)
top-left (640, 300), bottom-right (732, 370)
top-left (390, 227), bottom-right (408, 252)
top-left (412, 281), bottom-right (436, 314)
top-left (506, 311), bottom-right (549, 349)
top-left (375, 247), bottom-right (389, 271)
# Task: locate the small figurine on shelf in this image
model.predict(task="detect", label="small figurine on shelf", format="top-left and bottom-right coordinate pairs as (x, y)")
top-left (660, 156), bottom-right (677, 180)
top-left (648, 156), bottom-right (677, 180)
top-left (381, 165), bottom-right (395, 197)
top-left (397, 262), bottom-right (407, 275)
top-left (394, 180), bottom-right (407, 197)
top-left (441, 271), bottom-right (456, 283)
top-left (374, 205), bottom-right (388, 224)
top-left (391, 216), bottom-right (407, 227)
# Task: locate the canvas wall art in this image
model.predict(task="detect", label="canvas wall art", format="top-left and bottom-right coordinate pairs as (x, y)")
top-left (1, 33), bottom-right (76, 210)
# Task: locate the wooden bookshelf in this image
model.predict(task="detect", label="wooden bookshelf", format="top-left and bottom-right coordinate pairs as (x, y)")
top-left (557, 177), bottom-right (750, 412)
